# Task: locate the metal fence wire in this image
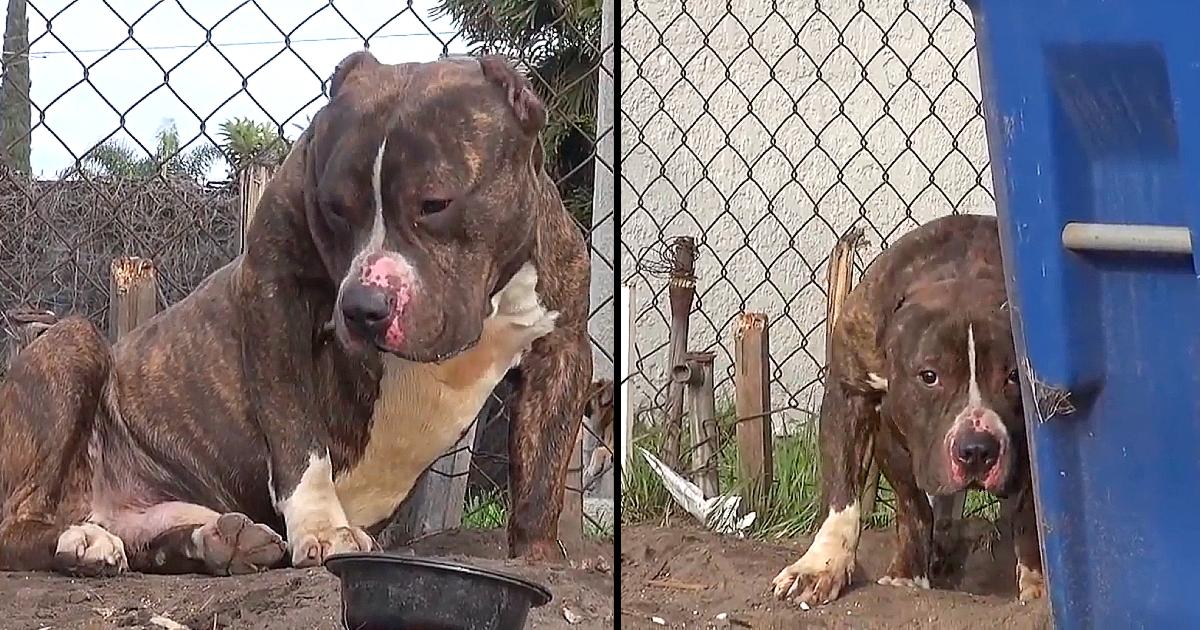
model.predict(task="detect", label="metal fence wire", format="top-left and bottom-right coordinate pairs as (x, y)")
top-left (0, 0), bottom-right (613, 528)
top-left (621, 0), bottom-right (997, 430)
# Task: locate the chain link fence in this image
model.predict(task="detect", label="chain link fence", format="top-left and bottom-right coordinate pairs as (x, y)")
top-left (621, 0), bottom-right (996, 433)
top-left (0, 0), bottom-right (613, 535)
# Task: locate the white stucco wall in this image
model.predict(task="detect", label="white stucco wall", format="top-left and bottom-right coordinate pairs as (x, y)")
top-left (621, 1), bottom-right (997, 431)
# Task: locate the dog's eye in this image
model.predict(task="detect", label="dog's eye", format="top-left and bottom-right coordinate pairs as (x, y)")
top-left (420, 199), bottom-right (452, 215)
top-left (1007, 369), bottom-right (1020, 385)
top-left (918, 370), bottom-right (938, 386)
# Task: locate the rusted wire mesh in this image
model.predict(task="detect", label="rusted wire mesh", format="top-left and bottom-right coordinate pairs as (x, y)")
top-left (0, 0), bottom-right (613, 531)
top-left (621, 0), bottom-right (996, 430)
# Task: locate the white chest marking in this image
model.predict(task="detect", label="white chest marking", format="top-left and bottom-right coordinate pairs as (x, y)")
top-left (333, 263), bottom-right (558, 528)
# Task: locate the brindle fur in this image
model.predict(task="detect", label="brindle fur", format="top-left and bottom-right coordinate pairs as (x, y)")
top-left (806, 214), bottom-right (1040, 600)
top-left (0, 51), bottom-right (591, 574)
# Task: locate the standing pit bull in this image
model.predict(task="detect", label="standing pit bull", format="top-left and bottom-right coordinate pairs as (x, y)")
top-left (0, 51), bottom-right (592, 576)
top-left (771, 214), bottom-right (1044, 607)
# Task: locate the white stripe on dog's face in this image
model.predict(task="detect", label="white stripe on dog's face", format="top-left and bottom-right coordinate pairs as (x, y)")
top-left (956, 324), bottom-right (1007, 438)
top-left (367, 137), bottom-right (387, 252)
top-left (966, 324), bottom-right (982, 407)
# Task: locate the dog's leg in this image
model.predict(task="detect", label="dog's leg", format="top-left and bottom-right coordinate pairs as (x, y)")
top-left (94, 502), bottom-right (285, 575)
top-left (0, 317), bottom-right (127, 576)
top-left (873, 423), bottom-right (934, 590)
top-left (929, 490), bottom-right (966, 579)
top-left (771, 382), bottom-right (875, 606)
top-left (238, 273), bottom-right (373, 568)
top-left (507, 326), bottom-right (591, 561)
top-left (1007, 484), bottom-right (1045, 601)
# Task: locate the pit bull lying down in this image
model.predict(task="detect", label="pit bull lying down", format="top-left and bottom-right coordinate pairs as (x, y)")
top-left (771, 214), bottom-right (1044, 607)
top-left (0, 51), bottom-right (592, 576)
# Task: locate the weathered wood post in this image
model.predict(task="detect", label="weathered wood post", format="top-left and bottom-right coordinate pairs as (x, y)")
top-left (108, 256), bottom-right (157, 341)
top-left (734, 312), bottom-right (773, 504)
top-left (672, 350), bottom-right (719, 499)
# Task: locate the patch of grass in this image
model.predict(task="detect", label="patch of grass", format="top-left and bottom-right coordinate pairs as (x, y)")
top-left (621, 401), bottom-right (1002, 538)
top-left (461, 490), bottom-right (615, 539)
top-left (462, 491), bottom-right (507, 530)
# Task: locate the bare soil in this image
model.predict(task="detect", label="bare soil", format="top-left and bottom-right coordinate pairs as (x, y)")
top-left (621, 519), bottom-right (1052, 629)
top-left (0, 529), bottom-right (614, 630)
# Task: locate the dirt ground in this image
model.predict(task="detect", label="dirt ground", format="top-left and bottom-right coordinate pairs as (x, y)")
top-left (0, 529), bottom-right (614, 630)
top-left (621, 519), bottom-right (1052, 630)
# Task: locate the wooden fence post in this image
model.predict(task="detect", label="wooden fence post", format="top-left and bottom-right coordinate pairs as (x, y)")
top-left (237, 164), bottom-right (271, 252)
top-left (558, 423), bottom-right (585, 546)
top-left (109, 256), bottom-right (158, 341)
top-left (672, 351), bottom-right (719, 499)
top-left (734, 312), bottom-right (773, 500)
top-left (663, 237), bottom-right (697, 470)
top-left (393, 425), bottom-right (480, 538)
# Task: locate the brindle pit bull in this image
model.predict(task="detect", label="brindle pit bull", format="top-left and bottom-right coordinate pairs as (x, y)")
top-left (0, 51), bottom-right (592, 576)
top-left (771, 214), bottom-right (1044, 607)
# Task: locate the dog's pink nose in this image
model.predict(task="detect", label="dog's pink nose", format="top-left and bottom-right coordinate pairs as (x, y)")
top-left (953, 430), bottom-right (1000, 475)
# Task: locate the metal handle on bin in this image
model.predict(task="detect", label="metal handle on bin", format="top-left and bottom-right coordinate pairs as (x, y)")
top-left (1061, 222), bottom-right (1193, 255)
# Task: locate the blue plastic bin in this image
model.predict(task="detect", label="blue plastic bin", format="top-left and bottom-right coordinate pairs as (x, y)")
top-left (967, 1), bottom-right (1200, 628)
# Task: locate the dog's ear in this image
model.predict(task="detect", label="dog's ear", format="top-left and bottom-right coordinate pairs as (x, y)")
top-left (301, 52), bottom-right (388, 282)
top-left (478, 55), bottom-right (547, 136)
top-left (329, 50), bottom-right (381, 99)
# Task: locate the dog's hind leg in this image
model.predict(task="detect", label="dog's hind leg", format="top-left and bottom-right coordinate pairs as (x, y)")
top-left (0, 317), bottom-right (127, 576)
top-left (109, 502), bottom-right (285, 575)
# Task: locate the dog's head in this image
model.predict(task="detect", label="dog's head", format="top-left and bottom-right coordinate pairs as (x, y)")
top-left (303, 51), bottom-right (548, 362)
top-left (878, 279), bottom-right (1023, 497)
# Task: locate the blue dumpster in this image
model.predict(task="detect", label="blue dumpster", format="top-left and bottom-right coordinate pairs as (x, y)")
top-left (967, 1), bottom-right (1200, 628)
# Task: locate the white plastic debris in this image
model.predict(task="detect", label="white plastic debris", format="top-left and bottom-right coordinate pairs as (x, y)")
top-left (562, 607), bottom-right (582, 624)
top-left (638, 448), bottom-right (757, 536)
top-left (800, 602), bottom-right (811, 611)
top-left (652, 616), bottom-right (667, 625)
top-left (716, 612), bottom-right (729, 620)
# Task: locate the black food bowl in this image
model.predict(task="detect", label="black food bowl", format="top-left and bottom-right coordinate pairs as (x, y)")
top-left (325, 553), bottom-right (552, 630)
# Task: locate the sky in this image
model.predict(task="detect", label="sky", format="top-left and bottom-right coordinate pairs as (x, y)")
top-left (4, 0), bottom-right (471, 178)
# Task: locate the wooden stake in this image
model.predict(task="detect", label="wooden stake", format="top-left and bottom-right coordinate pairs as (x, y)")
top-left (108, 256), bottom-right (157, 341)
top-left (734, 312), bottom-right (773, 497)
top-left (673, 351), bottom-right (719, 499)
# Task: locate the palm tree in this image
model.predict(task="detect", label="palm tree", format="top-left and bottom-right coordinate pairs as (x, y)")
top-left (217, 117), bottom-right (290, 174)
top-left (431, 0), bottom-right (600, 228)
top-left (69, 120), bottom-right (221, 183)
top-left (1, 0), bottom-right (30, 175)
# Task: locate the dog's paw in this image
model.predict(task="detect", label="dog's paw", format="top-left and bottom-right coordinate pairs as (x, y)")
top-left (194, 512), bottom-right (286, 576)
top-left (771, 549), bottom-right (854, 607)
top-left (491, 262), bottom-right (541, 317)
top-left (877, 574), bottom-right (931, 589)
top-left (1017, 563), bottom-right (1045, 601)
top-left (522, 309), bottom-right (559, 340)
top-left (290, 525), bottom-right (374, 567)
top-left (55, 523), bottom-right (127, 577)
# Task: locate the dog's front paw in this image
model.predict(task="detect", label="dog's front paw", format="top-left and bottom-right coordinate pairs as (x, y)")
top-left (290, 525), bottom-right (374, 567)
top-left (521, 309), bottom-right (559, 341)
top-left (55, 523), bottom-right (128, 577)
top-left (1017, 562), bottom-right (1045, 601)
top-left (771, 547), bottom-right (854, 607)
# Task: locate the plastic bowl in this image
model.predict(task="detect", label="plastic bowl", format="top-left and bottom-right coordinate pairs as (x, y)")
top-left (324, 553), bottom-right (552, 630)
